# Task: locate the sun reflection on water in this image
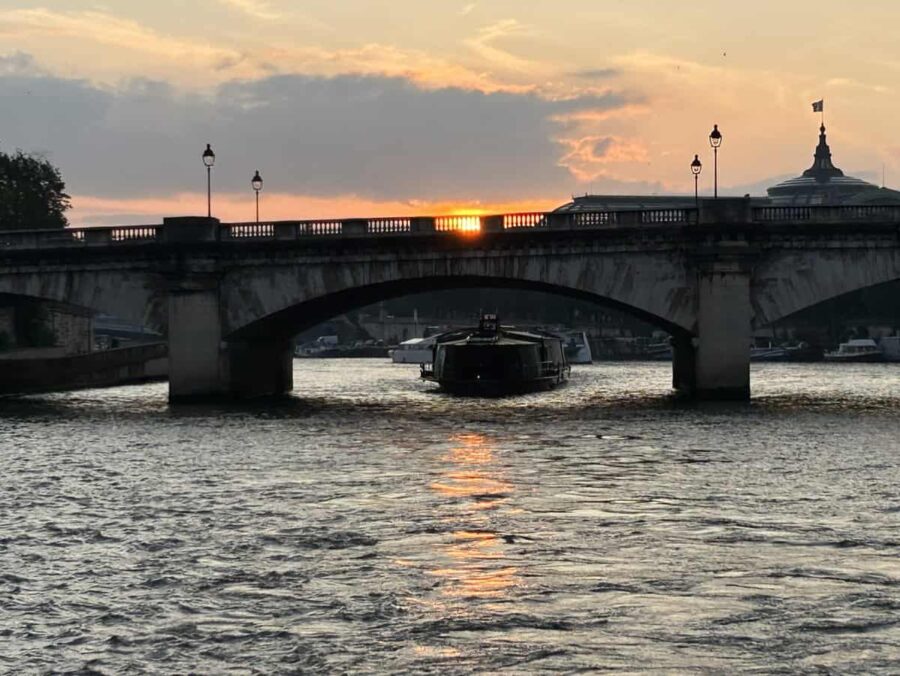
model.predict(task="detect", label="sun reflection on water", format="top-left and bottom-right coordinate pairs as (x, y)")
top-left (427, 433), bottom-right (520, 599)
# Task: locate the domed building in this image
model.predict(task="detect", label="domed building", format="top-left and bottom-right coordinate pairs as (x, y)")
top-left (767, 124), bottom-right (900, 205)
top-left (553, 122), bottom-right (900, 213)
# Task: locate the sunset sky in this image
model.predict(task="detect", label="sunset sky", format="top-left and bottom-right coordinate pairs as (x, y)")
top-left (2, 1), bottom-right (899, 225)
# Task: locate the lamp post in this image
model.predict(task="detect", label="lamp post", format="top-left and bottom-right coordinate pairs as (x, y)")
top-left (202, 143), bottom-right (215, 217)
top-left (251, 170), bottom-right (263, 224)
top-left (708, 124), bottom-right (722, 198)
top-left (690, 154), bottom-right (702, 207)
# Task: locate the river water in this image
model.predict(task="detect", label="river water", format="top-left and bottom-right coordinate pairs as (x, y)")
top-left (1, 361), bottom-right (899, 674)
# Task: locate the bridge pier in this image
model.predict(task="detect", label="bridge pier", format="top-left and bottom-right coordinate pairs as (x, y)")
top-left (167, 277), bottom-right (292, 401)
top-left (692, 258), bottom-right (752, 400)
top-left (168, 283), bottom-right (228, 400)
top-left (163, 217), bottom-right (294, 401)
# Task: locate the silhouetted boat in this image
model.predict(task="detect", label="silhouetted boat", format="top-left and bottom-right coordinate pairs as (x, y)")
top-left (823, 338), bottom-right (884, 362)
top-left (421, 314), bottom-right (570, 395)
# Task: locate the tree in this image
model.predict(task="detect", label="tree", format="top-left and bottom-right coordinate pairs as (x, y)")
top-left (0, 149), bottom-right (70, 230)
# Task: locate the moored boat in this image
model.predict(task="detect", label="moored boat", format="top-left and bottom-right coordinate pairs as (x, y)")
top-left (751, 342), bottom-right (791, 361)
top-left (390, 335), bottom-right (439, 364)
top-left (421, 314), bottom-right (570, 395)
top-left (823, 338), bottom-right (884, 362)
top-left (561, 330), bottom-right (592, 364)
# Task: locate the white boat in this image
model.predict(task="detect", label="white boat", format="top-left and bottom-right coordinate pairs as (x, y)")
top-left (823, 338), bottom-right (884, 362)
top-left (390, 335), bottom-right (438, 364)
top-left (562, 331), bottom-right (593, 364)
top-left (750, 341), bottom-right (791, 361)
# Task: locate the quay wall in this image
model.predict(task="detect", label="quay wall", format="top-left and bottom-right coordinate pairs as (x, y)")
top-left (0, 343), bottom-right (167, 396)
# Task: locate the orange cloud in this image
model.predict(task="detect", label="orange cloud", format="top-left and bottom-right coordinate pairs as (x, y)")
top-left (0, 9), bottom-right (243, 69)
top-left (551, 102), bottom-right (650, 125)
top-left (257, 42), bottom-right (536, 94)
top-left (557, 136), bottom-right (650, 181)
top-left (0, 7), bottom-right (537, 94)
top-left (216, 0), bottom-right (281, 21)
top-left (463, 19), bottom-right (541, 73)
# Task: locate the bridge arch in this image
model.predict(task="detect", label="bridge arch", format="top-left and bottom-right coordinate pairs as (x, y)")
top-left (223, 275), bottom-right (693, 342)
top-left (0, 269), bottom-right (166, 331)
top-left (219, 252), bottom-right (697, 341)
top-left (752, 247), bottom-right (900, 328)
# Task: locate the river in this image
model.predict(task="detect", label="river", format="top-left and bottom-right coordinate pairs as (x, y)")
top-left (1, 361), bottom-right (899, 673)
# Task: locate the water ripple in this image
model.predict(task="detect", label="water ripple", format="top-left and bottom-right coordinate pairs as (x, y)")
top-left (1, 360), bottom-right (899, 673)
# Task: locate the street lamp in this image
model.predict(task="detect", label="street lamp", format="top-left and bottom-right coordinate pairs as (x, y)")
top-left (690, 154), bottom-right (702, 206)
top-left (202, 143), bottom-right (215, 217)
top-left (251, 170), bottom-right (263, 224)
top-left (708, 124), bottom-right (722, 198)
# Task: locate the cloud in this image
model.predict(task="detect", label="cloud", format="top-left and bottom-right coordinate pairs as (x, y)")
top-left (261, 42), bottom-right (535, 94)
top-left (557, 136), bottom-right (650, 181)
top-left (217, 0), bottom-right (281, 21)
top-left (550, 102), bottom-right (649, 127)
top-left (461, 3), bottom-right (477, 16)
top-left (569, 68), bottom-right (621, 80)
top-left (1, 61), bottom-right (639, 209)
top-left (464, 19), bottom-right (540, 73)
top-left (0, 51), bottom-right (44, 76)
top-left (0, 9), bottom-right (244, 68)
top-left (0, 5), bottom-right (535, 94)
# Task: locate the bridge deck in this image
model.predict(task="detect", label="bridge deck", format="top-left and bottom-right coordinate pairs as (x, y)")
top-left (1, 204), bottom-right (898, 251)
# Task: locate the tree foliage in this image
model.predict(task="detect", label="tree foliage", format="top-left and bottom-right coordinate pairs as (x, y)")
top-left (0, 150), bottom-right (70, 230)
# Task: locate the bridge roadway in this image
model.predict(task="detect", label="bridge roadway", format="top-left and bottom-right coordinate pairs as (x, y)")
top-left (1, 198), bottom-right (899, 400)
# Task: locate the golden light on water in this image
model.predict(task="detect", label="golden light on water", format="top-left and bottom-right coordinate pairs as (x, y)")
top-left (427, 433), bottom-right (521, 599)
top-left (443, 432), bottom-right (494, 464)
top-left (430, 473), bottom-right (512, 500)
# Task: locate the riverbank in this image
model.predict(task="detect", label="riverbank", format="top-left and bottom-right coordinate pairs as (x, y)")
top-left (0, 342), bottom-right (167, 395)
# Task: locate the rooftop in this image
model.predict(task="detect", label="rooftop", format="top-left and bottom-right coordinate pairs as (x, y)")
top-left (767, 124), bottom-right (900, 205)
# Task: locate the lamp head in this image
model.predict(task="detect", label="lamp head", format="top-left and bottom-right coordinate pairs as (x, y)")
top-left (708, 124), bottom-right (722, 148)
top-left (251, 170), bottom-right (263, 192)
top-left (690, 154), bottom-right (702, 175)
top-left (202, 143), bottom-right (216, 167)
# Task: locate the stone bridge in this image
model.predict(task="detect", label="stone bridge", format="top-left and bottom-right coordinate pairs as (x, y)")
top-left (1, 198), bottom-right (899, 400)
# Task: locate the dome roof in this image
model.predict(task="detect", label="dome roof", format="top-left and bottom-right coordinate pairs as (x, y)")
top-left (767, 124), bottom-right (883, 205)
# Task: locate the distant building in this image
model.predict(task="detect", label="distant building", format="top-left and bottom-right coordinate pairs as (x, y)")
top-left (767, 124), bottom-right (900, 205)
top-left (554, 123), bottom-right (900, 212)
top-left (553, 194), bottom-right (710, 213)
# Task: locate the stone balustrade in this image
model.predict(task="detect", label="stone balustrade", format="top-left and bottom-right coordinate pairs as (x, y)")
top-left (2, 201), bottom-right (899, 251)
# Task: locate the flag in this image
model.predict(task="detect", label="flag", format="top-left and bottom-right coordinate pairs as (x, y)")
top-left (812, 100), bottom-right (824, 113)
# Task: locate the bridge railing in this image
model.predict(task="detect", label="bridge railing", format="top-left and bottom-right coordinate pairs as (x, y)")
top-left (0, 225), bottom-right (162, 249)
top-left (753, 205), bottom-right (900, 223)
top-left (6, 204), bottom-right (900, 250)
top-left (0, 209), bottom-right (700, 249)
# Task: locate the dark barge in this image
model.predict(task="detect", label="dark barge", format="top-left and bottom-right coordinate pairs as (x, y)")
top-left (420, 314), bottom-right (570, 395)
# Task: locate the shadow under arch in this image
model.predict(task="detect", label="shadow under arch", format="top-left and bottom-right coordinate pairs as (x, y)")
top-left (0, 277), bottom-right (167, 335)
top-left (754, 277), bottom-right (900, 333)
top-left (225, 275), bottom-right (693, 342)
top-left (0, 291), bottom-right (95, 317)
top-left (753, 249), bottom-right (900, 330)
